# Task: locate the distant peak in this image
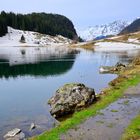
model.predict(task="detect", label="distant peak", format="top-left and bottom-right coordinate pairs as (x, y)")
top-left (78, 19), bottom-right (132, 41)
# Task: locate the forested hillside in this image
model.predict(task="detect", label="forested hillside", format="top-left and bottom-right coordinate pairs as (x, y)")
top-left (0, 11), bottom-right (78, 39)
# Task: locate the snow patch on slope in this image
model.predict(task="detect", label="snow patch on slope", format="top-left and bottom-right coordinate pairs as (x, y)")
top-left (0, 27), bottom-right (72, 47)
top-left (95, 42), bottom-right (140, 52)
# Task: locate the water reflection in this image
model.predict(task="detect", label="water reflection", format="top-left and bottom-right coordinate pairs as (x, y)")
top-left (0, 46), bottom-right (77, 79)
top-left (97, 50), bottom-right (140, 66)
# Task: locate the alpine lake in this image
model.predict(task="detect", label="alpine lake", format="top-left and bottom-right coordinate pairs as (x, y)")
top-left (0, 46), bottom-right (140, 139)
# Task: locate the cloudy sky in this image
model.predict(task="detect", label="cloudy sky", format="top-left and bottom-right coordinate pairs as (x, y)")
top-left (0, 0), bottom-right (140, 29)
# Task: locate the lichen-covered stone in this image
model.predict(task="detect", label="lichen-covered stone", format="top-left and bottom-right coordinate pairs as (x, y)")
top-left (48, 83), bottom-right (95, 118)
top-left (99, 62), bottom-right (126, 74)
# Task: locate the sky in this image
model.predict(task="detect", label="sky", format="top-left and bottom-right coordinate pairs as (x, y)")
top-left (0, 0), bottom-right (140, 30)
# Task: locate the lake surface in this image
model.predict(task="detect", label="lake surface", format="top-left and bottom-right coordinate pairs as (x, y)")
top-left (0, 46), bottom-right (140, 139)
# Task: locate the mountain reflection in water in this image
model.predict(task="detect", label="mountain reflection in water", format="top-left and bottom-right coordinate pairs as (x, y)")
top-left (0, 46), bottom-right (78, 78)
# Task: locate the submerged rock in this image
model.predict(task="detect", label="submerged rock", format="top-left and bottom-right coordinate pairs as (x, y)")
top-left (30, 123), bottom-right (36, 130)
top-left (4, 128), bottom-right (25, 140)
top-left (48, 83), bottom-right (96, 118)
top-left (99, 66), bottom-right (112, 73)
top-left (99, 62), bottom-right (126, 74)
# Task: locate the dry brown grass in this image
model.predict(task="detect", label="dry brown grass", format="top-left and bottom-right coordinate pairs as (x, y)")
top-left (114, 35), bottom-right (129, 42)
top-left (79, 42), bottom-right (95, 50)
top-left (109, 32), bottom-right (140, 43)
top-left (129, 32), bottom-right (140, 39)
top-left (70, 41), bottom-right (95, 50)
top-left (122, 65), bottom-right (140, 76)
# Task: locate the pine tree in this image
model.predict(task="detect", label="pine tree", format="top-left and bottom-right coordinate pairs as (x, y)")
top-left (20, 35), bottom-right (26, 43)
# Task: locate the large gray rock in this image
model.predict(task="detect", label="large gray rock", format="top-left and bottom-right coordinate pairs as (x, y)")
top-left (30, 123), bottom-right (36, 130)
top-left (48, 83), bottom-right (96, 118)
top-left (4, 128), bottom-right (25, 140)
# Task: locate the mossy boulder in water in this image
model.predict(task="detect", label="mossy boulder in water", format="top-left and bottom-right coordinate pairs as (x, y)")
top-left (99, 62), bottom-right (126, 74)
top-left (48, 83), bottom-right (96, 118)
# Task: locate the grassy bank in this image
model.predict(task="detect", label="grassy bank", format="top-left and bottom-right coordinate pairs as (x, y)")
top-left (30, 66), bottom-right (140, 140)
top-left (70, 41), bottom-right (95, 50)
top-left (122, 114), bottom-right (140, 140)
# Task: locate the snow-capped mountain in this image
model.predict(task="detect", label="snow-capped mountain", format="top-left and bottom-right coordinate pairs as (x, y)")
top-left (78, 20), bottom-right (131, 41)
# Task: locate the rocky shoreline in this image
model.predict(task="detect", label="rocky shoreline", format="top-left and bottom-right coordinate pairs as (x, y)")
top-left (5, 57), bottom-right (140, 140)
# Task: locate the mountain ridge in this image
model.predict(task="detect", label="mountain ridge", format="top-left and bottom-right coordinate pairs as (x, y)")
top-left (78, 20), bottom-right (132, 41)
top-left (120, 18), bottom-right (140, 35)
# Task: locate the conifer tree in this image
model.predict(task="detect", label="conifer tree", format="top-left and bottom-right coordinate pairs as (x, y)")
top-left (20, 35), bottom-right (26, 43)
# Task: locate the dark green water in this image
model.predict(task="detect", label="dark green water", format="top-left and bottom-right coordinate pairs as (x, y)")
top-left (0, 46), bottom-right (139, 138)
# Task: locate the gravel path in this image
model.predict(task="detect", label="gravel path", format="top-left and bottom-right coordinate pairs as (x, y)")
top-left (61, 84), bottom-right (140, 140)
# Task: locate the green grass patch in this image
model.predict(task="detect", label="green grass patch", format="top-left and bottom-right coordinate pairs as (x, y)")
top-left (111, 109), bottom-right (119, 113)
top-left (96, 120), bottom-right (104, 124)
top-left (123, 100), bottom-right (130, 105)
top-left (122, 114), bottom-right (140, 140)
top-left (30, 74), bottom-right (140, 140)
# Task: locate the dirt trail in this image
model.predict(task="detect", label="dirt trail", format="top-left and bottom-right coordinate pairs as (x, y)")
top-left (61, 84), bottom-right (140, 140)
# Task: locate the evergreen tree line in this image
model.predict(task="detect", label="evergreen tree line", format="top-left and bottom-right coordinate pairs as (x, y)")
top-left (0, 11), bottom-right (78, 39)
